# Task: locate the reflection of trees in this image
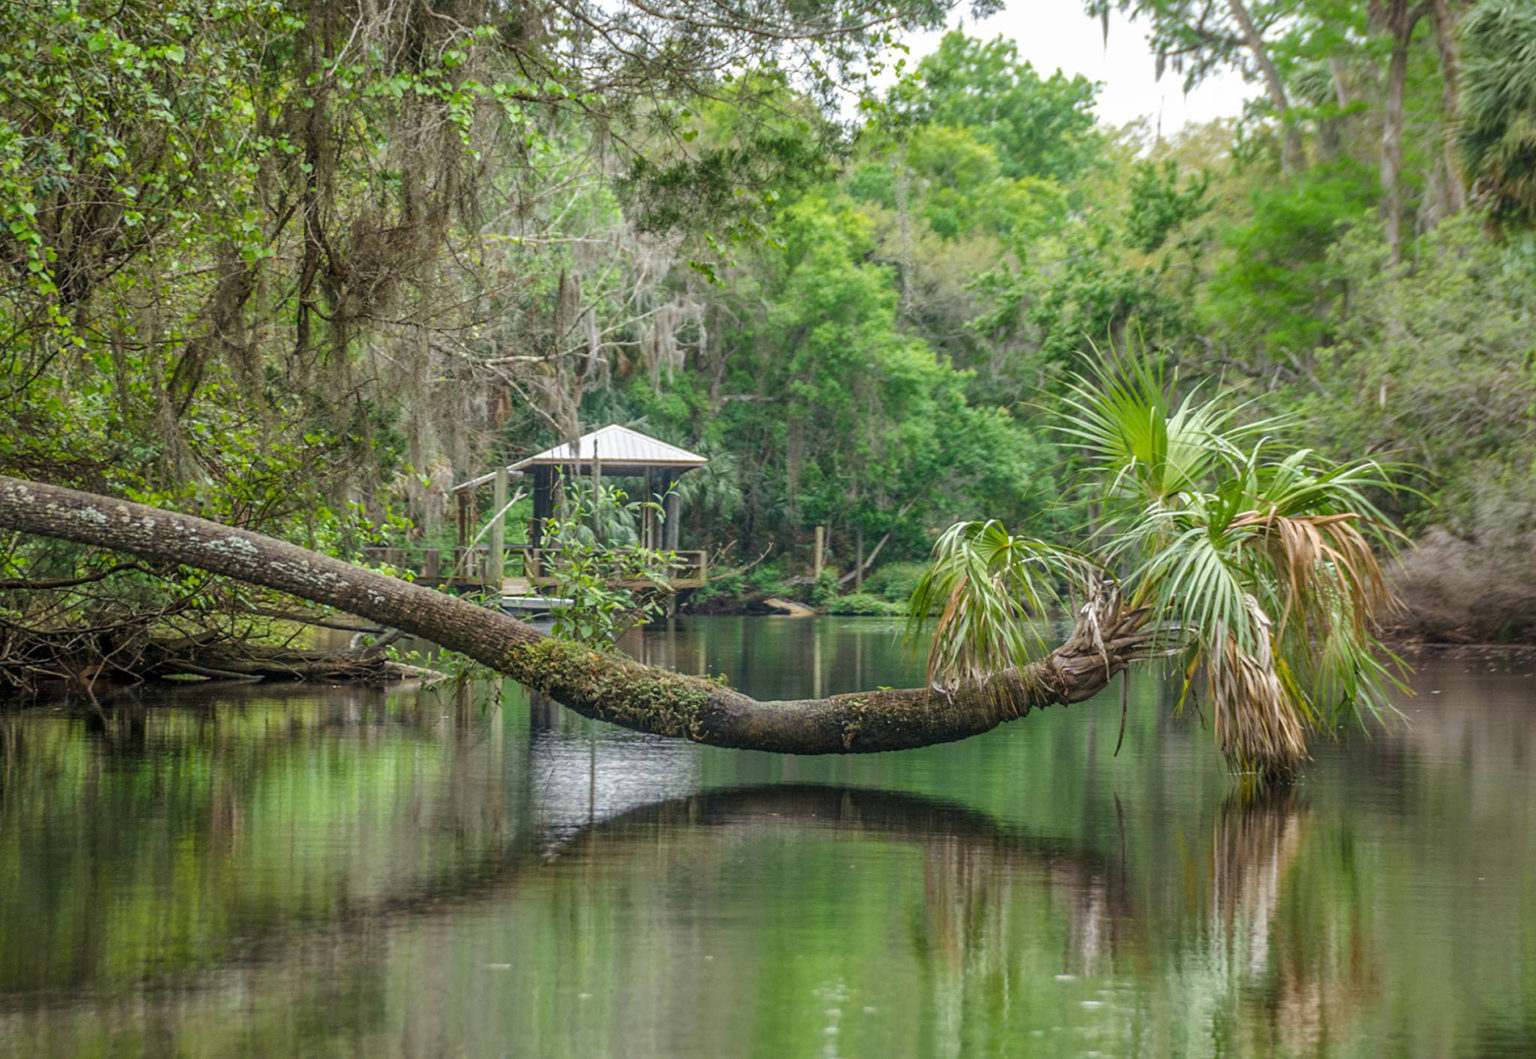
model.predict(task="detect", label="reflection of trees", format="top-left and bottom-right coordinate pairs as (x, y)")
top-left (0, 704), bottom-right (1404, 1057)
top-left (0, 684), bottom-right (517, 996)
top-left (0, 781), bottom-right (1128, 1055)
top-left (5, 656), bottom-right (1531, 1054)
top-left (0, 738), bottom-right (1336, 998)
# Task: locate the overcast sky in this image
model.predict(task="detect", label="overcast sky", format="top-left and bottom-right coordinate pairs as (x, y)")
top-left (885, 2), bottom-right (1254, 133)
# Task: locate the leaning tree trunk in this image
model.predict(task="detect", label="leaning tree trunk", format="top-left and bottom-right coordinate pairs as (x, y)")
top-left (0, 476), bottom-right (1148, 753)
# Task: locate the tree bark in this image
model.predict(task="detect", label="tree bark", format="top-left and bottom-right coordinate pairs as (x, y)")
top-left (1225, 0), bottom-right (1302, 173)
top-left (1429, 0), bottom-right (1467, 214)
top-left (0, 475), bottom-right (1148, 752)
top-left (1380, 1), bottom-right (1431, 263)
top-left (1383, 34), bottom-right (1408, 262)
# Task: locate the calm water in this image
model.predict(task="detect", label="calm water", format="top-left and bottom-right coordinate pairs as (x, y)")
top-left (0, 617), bottom-right (1532, 1057)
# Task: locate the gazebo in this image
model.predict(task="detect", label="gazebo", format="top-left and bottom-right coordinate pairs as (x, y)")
top-left (516, 424), bottom-right (706, 551)
top-left (450, 424), bottom-right (709, 591)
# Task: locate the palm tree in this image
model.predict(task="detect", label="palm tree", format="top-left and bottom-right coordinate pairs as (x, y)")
top-left (912, 354), bottom-right (1404, 781)
top-left (0, 355), bottom-right (1403, 784)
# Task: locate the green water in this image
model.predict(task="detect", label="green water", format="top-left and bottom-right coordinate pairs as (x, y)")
top-left (0, 617), bottom-right (1532, 1056)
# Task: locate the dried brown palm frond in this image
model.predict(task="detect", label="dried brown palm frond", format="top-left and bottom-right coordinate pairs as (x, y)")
top-left (1230, 510), bottom-right (1397, 641)
top-left (1206, 599), bottom-right (1311, 782)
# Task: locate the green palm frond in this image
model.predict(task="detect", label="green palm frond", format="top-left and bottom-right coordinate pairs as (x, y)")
top-left (914, 348), bottom-right (1408, 780)
top-left (909, 520), bottom-right (1095, 687)
top-left (1138, 518), bottom-right (1262, 653)
top-left (1057, 348), bottom-right (1281, 508)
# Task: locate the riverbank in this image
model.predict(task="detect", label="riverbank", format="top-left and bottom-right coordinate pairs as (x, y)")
top-left (1384, 530), bottom-right (1536, 644)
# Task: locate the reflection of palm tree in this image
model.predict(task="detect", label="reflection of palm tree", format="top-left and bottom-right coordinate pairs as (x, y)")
top-left (1210, 786), bottom-right (1307, 981)
top-left (1204, 787), bottom-right (1382, 1054)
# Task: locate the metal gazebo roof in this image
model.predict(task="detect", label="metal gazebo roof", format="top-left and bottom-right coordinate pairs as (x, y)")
top-left (452, 425), bottom-right (706, 491)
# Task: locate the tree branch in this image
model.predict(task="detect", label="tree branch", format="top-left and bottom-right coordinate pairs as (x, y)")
top-left (0, 562), bottom-right (159, 591)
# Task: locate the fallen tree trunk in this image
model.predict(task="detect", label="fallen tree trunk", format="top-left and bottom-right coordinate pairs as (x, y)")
top-left (141, 643), bottom-right (419, 683)
top-left (0, 475), bottom-right (1149, 753)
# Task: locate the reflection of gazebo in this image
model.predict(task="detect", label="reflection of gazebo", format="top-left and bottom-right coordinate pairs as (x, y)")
top-left (449, 425), bottom-right (709, 591)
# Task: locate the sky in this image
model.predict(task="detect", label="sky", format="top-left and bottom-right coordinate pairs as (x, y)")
top-left (886, 1), bottom-right (1254, 134)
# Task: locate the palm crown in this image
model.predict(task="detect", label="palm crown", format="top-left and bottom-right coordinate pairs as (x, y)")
top-left (912, 353), bottom-right (1404, 780)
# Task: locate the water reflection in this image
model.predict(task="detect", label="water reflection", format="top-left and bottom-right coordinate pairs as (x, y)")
top-left (0, 622), bottom-right (1532, 1056)
top-left (1210, 788), bottom-right (1307, 981)
top-left (0, 766), bottom-right (1415, 1054)
top-left (527, 690), bottom-right (702, 852)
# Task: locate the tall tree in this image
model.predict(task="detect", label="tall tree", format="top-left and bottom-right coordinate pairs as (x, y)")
top-left (1429, 0), bottom-right (1468, 213)
top-left (1371, 0), bottom-right (1431, 262)
top-left (1085, 0), bottom-right (1301, 170)
top-left (887, 31), bottom-right (1102, 183)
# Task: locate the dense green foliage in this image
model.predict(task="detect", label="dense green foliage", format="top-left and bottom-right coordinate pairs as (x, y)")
top-left (6, 0), bottom-right (1536, 659)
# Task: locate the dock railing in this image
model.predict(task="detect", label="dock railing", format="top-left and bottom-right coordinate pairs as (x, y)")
top-left (360, 545), bottom-right (708, 590)
top-left (522, 548), bottom-right (707, 589)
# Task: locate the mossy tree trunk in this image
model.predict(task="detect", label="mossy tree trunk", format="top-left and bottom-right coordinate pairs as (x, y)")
top-left (0, 475), bottom-right (1149, 752)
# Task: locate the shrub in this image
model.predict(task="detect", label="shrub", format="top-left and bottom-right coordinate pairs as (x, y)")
top-left (824, 593), bottom-right (905, 616)
top-left (745, 560), bottom-right (789, 595)
top-left (860, 561), bottom-right (929, 603)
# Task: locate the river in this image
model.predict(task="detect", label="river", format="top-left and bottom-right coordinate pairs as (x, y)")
top-left (0, 617), bottom-right (1531, 1056)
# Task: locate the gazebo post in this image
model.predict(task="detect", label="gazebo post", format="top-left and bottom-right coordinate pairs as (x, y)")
top-left (485, 467), bottom-right (507, 592)
top-left (591, 438), bottom-right (603, 542)
top-left (456, 489), bottom-right (471, 548)
top-left (530, 466), bottom-right (553, 580)
top-left (641, 468), bottom-right (657, 549)
top-left (663, 471), bottom-right (681, 552)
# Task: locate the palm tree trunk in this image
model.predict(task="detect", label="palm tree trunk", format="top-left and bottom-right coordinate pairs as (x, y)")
top-left (0, 475), bottom-right (1149, 753)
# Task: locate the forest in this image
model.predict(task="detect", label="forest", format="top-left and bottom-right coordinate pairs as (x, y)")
top-left (4, 0), bottom-right (1536, 705)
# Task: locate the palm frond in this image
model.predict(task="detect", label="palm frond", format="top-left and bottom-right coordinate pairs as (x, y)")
top-left (1207, 599), bottom-right (1311, 780)
top-left (908, 520), bottom-right (1095, 687)
top-left (1056, 347), bottom-right (1285, 508)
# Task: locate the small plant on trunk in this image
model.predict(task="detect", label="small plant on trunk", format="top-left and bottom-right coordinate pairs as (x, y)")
top-left (539, 481), bottom-right (679, 645)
